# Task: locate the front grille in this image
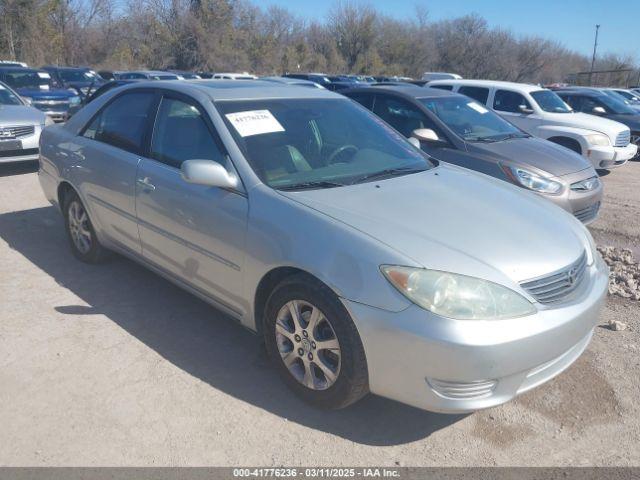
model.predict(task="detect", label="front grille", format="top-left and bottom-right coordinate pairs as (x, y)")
top-left (573, 201), bottom-right (600, 223)
top-left (427, 378), bottom-right (497, 400)
top-left (0, 125), bottom-right (35, 139)
top-left (520, 251), bottom-right (588, 304)
top-left (0, 148), bottom-right (39, 158)
top-left (614, 130), bottom-right (630, 147)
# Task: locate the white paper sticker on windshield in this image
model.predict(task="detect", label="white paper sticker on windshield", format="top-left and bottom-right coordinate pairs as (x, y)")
top-left (37, 72), bottom-right (51, 79)
top-left (225, 110), bottom-right (284, 137)
top-left (467, 102), bottom-right (489, 114)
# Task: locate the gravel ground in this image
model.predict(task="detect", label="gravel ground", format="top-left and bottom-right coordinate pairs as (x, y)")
top-left (0, 160), bottom-right (639, 467)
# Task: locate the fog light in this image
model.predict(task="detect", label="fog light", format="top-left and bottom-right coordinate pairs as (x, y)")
top-left (427, 378), bottom-right (497, 400)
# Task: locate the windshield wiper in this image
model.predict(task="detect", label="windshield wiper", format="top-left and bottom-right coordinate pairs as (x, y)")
top-left (278, 180), bottom-right (346, 191)
top-left (349, 166), bottom-right (427, 185)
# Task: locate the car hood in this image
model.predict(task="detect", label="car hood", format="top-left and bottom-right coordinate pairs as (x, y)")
top-left (469, 136), bottom-right (591, 177)
top-left (605, 113), bottom-right (640, 131)
top-left (0, 104), bottom-right (46, 125)
top-left (280, 165), bottom-right (589, 287)
top-left (544, 111), bottom-right (628, 137)
top-left (16, 88), bottom-right (76, 99)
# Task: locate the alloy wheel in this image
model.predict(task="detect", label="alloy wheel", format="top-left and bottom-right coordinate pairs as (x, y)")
top-left (67, 200), bottom-right (92, 254)
top-left (274, 300), bottom-right (341, 390)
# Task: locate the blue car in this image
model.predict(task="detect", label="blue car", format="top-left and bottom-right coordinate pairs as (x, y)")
top-left (0, 67), bottom-right (82, 122)
top-left (41, 66), bottom-right (105, 99)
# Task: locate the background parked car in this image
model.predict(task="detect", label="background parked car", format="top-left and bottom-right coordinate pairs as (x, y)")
top-left (0, 80), bottom-right (51, 163)
top-left (605, 88), bottom-right (640, 108)
top-left (421, 72), bottom-right (462, 81)
top-left (118, 71), bottom-right (180, 80)
top-left (553, 87), bottom-right (640, 157)
top-left (260, 76), bottom-right (326, 89)
top-left (344, 84), bottom-right (602, 223)
top-left (283, 73), bottom-right (333, 89)
top-left (97, 70), bottom-right (124, 81)
top-left (83, 79), bottom-right (142, 104)
top-left (0, 67), bottom-right (81, 122)
top-left (211, 72), bottom-right (257, 79)
top-left (168, 70), bottom-right (202, 79)
top-left (41, 66), bottom-right (105, 99)
top-left (429, 79), bottom-right (637, 170)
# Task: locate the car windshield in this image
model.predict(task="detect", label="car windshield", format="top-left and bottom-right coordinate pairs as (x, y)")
top-left (597, 92), bottom-right (636, 114)
top-left (530, 90), bottom-right (572, 113)
top-left (59, 70), bottom-right (96, 82)
top-left (420, 96), bottom-right (525, 142)
top-left (151, 75), bottom-right (178, 80)
top-left (3, 70), bottom-right (52, 89)
top-left (0, 83), bottom-right (23, 105)
top-left (217, 98), bottom-right (434, 189)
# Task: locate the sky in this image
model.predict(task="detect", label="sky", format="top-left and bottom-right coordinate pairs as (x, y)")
top-left (259, 0), bottom-right (640, 61)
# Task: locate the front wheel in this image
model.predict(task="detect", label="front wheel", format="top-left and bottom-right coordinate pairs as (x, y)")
top-left (264, 274), bottom-right (369, 409)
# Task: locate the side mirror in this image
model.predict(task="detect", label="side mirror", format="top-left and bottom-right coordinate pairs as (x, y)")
top-left (518, 104), bottom-right (534, 114)
top-left (592, 106), bottom-right (606, 115)
top-left (181, 160), bottom-right (239, 189)
top-left (411, 128), bottom-right (447, 146)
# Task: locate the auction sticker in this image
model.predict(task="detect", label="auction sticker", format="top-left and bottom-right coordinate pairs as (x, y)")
top-left (226, 110), bottom-right (285, 137)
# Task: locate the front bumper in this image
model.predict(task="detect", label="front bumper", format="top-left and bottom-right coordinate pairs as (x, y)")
top-left (0, 130), bottom-right (41, 163)
top-left (539, 171), bottom-right (603, 225)
top-left (587, 143), bottom-right (637, 169)
top-left (343, 254), bottom-right (609, 413)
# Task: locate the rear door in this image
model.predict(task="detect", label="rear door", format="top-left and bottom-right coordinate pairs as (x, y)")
top-left (135, 92), bottom-right (248, 315)
top-left (75, 89), bottom-right (157, 254)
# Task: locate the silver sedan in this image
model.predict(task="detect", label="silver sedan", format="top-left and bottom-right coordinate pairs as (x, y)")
top-left (0, 80), bottom-right (51, 163)
top-left (38, 80), bottom-right (609, 413)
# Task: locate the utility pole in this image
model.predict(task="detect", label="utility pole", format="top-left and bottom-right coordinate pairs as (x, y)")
top-left (589, 24), bottom-right (600, 86)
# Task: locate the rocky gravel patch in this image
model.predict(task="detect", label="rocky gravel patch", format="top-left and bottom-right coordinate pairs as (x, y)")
top-left (598, 246), bottom-right (640, 302)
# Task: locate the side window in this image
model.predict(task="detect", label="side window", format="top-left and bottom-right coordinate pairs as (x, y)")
top-left (458, 86), bottom-right (490, 104)
top-left (150, 97), bottom-right (226, 169)
top-left (82, 91), bottom-right (155, 155)
top-left (373, 95), bottom-right (444, 139)
top-left (348, 93), bottom-right (374, 110)
top-left (560, 95), bottom-right (581, 111)
top-left (493, 90), bottom-right (532, 113)
top-left (430, 84), bottom-right (453, 91)
top-left (576, 96), bottom-right (600, 113)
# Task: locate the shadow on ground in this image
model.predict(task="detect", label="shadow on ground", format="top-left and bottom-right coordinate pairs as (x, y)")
top-left (0, 161), bottom-right (38, 177)
top-left (0, 205), bottom-right (465, 446)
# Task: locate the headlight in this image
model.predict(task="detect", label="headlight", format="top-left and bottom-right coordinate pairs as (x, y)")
top-left (584, 133), bottom-right (610, 147)
top-left (503, 166), bottom-right (563, 194)
top-left (69, 96), bottom-right (81, 105)
top-left (570, 175), bottom-right (600, 191)
top-left (80, 87), bottom-right (90, 94)
top-left (381, 266), bottom-right (536, 320)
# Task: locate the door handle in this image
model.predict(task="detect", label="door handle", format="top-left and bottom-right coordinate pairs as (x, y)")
top-left (136, 177), bottom-right (156, 191)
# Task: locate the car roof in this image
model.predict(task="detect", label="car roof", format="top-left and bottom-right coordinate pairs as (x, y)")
top-left (554, 87), bottom-right (605, 97)
top-left (120, 79), bottom-right (338, 100)
top-left (345, 84), bottom-right (458, 99)
top-left (0, 66), bottom-right (43, 73)
top-left (428, 79), bottom-right (544, 93)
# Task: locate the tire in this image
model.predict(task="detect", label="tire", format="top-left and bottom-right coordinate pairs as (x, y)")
top-left (264, 274), bottom-right (369, 409)
top-left (62, 190), bottom-right (109, 263)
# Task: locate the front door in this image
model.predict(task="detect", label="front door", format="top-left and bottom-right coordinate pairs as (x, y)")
top-left (135, 93), bottom-right (248, 315)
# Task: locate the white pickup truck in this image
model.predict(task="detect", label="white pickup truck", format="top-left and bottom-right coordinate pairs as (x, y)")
top-left (428, 79), bottom-right (638, 169)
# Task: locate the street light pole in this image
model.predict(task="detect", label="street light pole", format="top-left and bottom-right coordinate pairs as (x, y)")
top-left (589, 24), bottom-right (600, 86)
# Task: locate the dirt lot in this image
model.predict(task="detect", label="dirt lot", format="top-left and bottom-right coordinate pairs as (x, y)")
top-left (1, 160), bottom-right (639, 467)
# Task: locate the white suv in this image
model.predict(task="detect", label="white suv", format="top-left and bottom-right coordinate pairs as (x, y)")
top-left (428, 79), bottom-right (638, 169)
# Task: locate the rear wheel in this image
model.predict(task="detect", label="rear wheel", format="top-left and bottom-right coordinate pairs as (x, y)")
top-left (63, 190), bottom-right (108, 263)
top-left (264, 274), bottom-right (369, 409)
